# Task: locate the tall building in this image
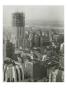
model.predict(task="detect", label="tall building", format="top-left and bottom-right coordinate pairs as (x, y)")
top-left (13, 12), bottom-right (25, 49)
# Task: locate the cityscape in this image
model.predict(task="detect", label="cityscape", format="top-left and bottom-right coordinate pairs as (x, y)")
top-left (3, 6), bottom-right (64, 82)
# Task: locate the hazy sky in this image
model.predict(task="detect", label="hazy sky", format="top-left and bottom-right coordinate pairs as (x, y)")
top-left (3, 6), bottom-right (64, 27)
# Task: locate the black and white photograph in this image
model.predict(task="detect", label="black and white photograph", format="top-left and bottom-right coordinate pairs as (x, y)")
top-left (3, 6), bottom-right (64, 82)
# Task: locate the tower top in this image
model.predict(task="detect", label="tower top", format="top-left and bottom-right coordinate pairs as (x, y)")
top-left (12, 12), bottom-right (25, 27)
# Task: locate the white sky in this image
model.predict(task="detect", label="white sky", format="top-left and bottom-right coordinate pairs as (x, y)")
top-left (3, 6), bottom-right (64, 27)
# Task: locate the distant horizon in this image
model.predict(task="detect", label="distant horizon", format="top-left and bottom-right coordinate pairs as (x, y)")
top-left (3, 6), bottom-right (64, 27)
top-left (3, 19), bottom-right (64, 27)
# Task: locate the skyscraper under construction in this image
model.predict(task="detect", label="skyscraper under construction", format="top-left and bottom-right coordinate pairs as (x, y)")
top-left (13, 12), bottom-right (25, 49)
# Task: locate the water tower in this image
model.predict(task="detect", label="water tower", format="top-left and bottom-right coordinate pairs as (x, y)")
top-left (13, 12), bottom-right (25, 49)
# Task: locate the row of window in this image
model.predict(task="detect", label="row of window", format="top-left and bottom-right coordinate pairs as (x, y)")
top-left (4, 64), bottom-right (24, 82)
